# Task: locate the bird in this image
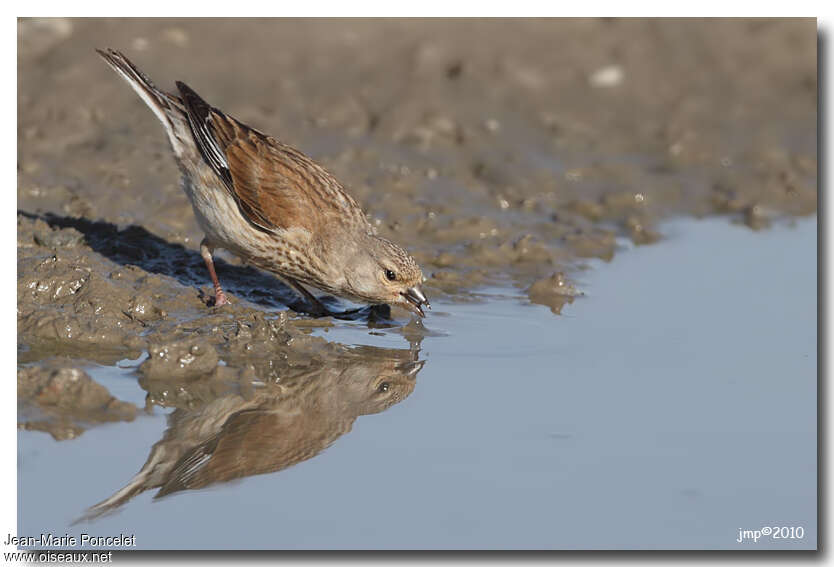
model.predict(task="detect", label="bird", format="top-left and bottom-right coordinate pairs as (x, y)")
top-left (95, 48), bottom-right (429, 317)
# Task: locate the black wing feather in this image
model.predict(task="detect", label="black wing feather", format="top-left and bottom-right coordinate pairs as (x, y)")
top-left (175, 81), bottom-right (235, 193)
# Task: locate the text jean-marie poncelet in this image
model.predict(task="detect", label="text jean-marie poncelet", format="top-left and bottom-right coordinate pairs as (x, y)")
top-left (5, 533), bottom-right (136, 547)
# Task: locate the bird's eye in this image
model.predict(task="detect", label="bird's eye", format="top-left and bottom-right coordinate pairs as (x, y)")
top-left (385, 270), bottom-right (396, 281)
top-left (378, 382), bottom-right (390, 392)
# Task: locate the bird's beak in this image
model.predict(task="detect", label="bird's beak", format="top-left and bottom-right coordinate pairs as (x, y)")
top-left (396, 359), bottom-right (425, 378)
top-left (400, 285), bottom-right (430, 318)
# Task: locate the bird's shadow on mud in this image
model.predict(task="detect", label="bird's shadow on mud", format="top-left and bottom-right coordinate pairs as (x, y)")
top-left (20, 211), bottom-right (392, 324)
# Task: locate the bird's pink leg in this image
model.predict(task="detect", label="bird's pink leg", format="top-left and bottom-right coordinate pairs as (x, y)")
top-left (200, 238), bottom-right (228, 306)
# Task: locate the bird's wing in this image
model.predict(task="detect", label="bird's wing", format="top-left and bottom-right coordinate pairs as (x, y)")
top-left (176, 80), bottom-right (368, 234)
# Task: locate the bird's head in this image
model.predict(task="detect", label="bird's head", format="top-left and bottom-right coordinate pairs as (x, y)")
top-left (343, 235), bottom-right (430, 317)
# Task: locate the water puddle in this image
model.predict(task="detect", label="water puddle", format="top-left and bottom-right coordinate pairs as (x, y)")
top-left (17, 215), bottom-right (816, 549)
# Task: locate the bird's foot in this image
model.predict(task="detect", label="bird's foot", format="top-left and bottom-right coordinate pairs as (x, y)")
top-left (212, 290), bottom-right (229, 307)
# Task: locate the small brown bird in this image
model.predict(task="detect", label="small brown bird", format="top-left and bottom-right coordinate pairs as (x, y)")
top-left (96, 49), bottom-right (429, 317)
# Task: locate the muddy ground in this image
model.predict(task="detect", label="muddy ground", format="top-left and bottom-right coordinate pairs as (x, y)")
top-left (18, 18), bottom-right (817, 437)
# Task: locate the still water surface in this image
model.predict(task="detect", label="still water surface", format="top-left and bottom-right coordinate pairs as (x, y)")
top-left (18, 216), bottom-right (817, 549)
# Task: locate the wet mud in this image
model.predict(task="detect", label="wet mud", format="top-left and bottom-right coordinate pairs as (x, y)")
top-left (18, 366), bottom-right (138, 441)
top-left (18, 19), bottom-right (816, 461)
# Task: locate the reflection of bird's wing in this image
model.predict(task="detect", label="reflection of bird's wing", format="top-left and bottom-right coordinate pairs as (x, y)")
top-left (154, 407), bottom-right (354, 498)
top-left (154, 435), bottom-right (221, 498)
top-left (176, 80), bottom-right (369, 235)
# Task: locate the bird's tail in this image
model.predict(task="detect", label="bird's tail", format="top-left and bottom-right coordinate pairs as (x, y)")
top-left (96, 48), bottom-right (179, 130)
top-left (96, 48), bottom-right (192, 156)
top-left (71, 469), bottom-right (151, 525)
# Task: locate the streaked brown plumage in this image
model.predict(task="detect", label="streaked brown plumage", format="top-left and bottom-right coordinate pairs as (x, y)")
top-left (96, 49), bottom-right (429, 317)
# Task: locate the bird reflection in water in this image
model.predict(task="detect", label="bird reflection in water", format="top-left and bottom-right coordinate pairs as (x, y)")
top-left (79, 344), bottom-right (423, 521)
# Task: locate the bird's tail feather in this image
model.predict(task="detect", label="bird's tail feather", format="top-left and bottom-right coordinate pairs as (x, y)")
top-left (71, 469), bottom-right (150, 525)
top-left (96, 48), bottom-right (177, 129)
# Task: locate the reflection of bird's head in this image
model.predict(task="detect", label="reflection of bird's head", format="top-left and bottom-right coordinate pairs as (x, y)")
top-left (338, 353), bottom-right (423, 416)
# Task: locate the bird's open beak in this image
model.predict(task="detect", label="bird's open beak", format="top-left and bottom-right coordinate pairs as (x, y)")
top-left (400, 285), bottom-right (430, 317)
